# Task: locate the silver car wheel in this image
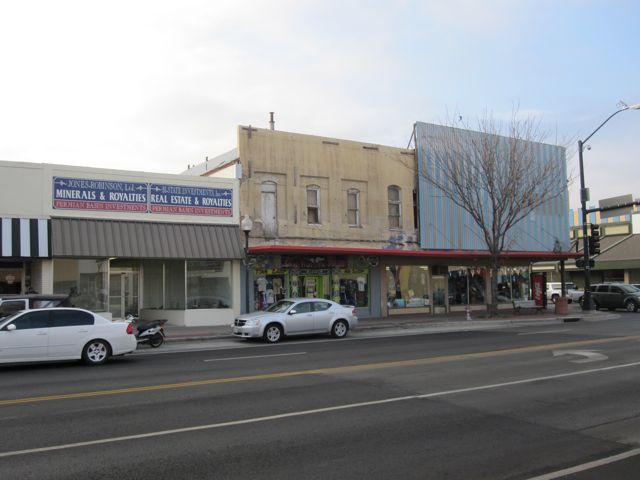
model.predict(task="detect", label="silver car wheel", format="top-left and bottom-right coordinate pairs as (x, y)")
top-left (264, 324), bottom-right (282, 343)
top-left (83, 340), bottom-right (109, 365)
top-left (331, 320), bottom-right (348, 338)
top-left (625, 300), bottom-right (637, 313)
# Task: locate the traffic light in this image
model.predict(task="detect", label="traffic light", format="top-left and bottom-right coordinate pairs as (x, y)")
top-left (589, 224), bottom-right (601, 255)
top-left (575, 258), bottom-right (595, 269)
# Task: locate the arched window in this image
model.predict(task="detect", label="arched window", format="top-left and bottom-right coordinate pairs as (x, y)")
top-left (347, 189), bottom-right (360, 226)
top-left (307, 185), bottom-right (320, 224)
top-left (388, 185), bottom-right (401, 229)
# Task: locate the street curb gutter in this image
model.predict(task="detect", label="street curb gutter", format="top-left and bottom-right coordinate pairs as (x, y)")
top-left (161, 313), bottom-right (620, 343)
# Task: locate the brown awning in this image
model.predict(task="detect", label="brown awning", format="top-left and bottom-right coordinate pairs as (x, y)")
top-left (51, 218), bottom-right (244, 259)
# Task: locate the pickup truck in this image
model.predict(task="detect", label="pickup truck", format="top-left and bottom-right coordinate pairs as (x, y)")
top-left (547, 282), bottom-right (582, 304)
top-left (0, 294), bottom-right (71, 318)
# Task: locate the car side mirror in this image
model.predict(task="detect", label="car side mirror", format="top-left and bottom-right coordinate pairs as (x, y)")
top-left (6, 324), bottom-right (16, 332)
top-left (288, 310), bottom-right (297, 315)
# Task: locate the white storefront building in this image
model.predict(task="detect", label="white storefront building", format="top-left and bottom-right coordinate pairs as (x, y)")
top-left (0, 160), bottom-right (243, 326)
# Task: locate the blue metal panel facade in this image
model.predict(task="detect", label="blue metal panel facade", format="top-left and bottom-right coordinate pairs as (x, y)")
top-left (415, 122), bottom-right (570, 252)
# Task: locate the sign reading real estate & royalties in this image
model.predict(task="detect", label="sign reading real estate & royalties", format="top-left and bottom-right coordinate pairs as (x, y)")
top-left (149, 183), bottom-right (232, 216)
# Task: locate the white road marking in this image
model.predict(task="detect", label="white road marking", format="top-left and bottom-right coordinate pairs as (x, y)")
top-left (552, 349), bottom-right (608, 363)
top-left (525, 447), bottom-right (640, 480)
top-left (2, 360), bottom-right (640, 458)
top-left (518, 329), bottom-right (571, 335)
top-left (204, 352), bottom-right (307, 362)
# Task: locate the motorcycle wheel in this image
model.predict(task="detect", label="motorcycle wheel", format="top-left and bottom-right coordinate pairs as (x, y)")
top-left (149, 333), bottom-right (164, 348)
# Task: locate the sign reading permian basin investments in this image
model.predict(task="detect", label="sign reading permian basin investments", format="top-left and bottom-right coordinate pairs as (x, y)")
top-left (52, 177), bottom-right (233, 217)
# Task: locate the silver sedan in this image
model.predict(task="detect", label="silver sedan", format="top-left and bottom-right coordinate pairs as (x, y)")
top-left (232, 298), bottom-right (358, 343)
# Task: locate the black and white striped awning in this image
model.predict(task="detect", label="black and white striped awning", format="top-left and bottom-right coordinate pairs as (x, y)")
top-left (0, 218), bottom-right (51, 258)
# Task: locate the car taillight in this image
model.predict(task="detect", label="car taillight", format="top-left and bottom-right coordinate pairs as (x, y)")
top-left (352, 308), bottom-right (357, 316)
top-left (126, 323), bottom-right (133, 335)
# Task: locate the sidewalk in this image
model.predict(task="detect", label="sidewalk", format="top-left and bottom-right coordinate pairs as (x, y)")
top-left (162, 307), bottom-right (611, 343)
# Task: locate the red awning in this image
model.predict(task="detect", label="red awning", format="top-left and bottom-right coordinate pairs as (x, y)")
top-left (248, 245), bottom-right (580, 262)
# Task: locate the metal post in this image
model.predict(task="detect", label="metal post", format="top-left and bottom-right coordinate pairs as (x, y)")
top-left (244, 230), bottom-right (250, 314)
top-left (576, 104), bottom-right (639, 309)
top-left (578, 139), bottom-right (592, 311)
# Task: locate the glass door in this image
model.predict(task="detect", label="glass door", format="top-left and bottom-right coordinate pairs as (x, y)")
top-left (109, 270), bottom-right (139, 319)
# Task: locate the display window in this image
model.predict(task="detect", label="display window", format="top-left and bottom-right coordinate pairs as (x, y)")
top-left (448, 266), bottom-right (487, 306)
top-left (386, 265), bottom-right (430, 308)
top-left (0, 264), bottom-right (23, 294)
top-left (448, 266), bottom-right (488, 305)
top-left (496, 267), bottom-right (530, 302)
top-left (187, 260), bottom-right (232, 309)
top-left (331, 270), bottom-right (369, 307)
top-left (254, 271), bottom-right (287, 310)
top-left (251, 258), bottom-right (370, 311)
top-left (53, 259), bottom-right (108, 311)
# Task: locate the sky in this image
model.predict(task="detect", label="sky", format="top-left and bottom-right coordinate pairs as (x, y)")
top-left (0, 0), bottom-right (638, 208)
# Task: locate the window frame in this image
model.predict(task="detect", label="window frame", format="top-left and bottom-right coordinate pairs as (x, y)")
top-left (388, 185), bottom-right (402, 230)
top-left (347, 189), bottom-right (360, 227)
top-left (306, 185), bottom-right (321, 225)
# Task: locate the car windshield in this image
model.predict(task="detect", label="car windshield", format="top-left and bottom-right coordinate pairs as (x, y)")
top-left (566, 283), bottom-right (577, 290)
top-left (0, 311), bottom-right (22, 325)
top-left (265, 300), bottom-right (294, 313)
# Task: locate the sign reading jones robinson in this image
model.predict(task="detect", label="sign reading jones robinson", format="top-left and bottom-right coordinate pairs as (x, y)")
top-left (52, 177), bottom-right (233, 217)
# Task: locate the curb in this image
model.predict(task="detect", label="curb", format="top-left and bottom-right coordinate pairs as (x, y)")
top-left (162, 313), bottom-right (616, 343)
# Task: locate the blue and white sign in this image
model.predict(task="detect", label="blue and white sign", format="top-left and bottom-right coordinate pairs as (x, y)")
top-left (52, 177), bottom-right (234, 217)
top-left (53, 177), bottom-right (148, 212)
top-left (150, 183), bottom-right (233, 217)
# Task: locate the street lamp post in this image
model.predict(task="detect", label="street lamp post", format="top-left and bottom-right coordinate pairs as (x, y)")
top-left (579, 103), bottom-right (640, 311)
top-left (240, 214), bottom-right (253, 314)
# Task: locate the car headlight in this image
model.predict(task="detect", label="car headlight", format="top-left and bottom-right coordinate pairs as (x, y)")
top-left (245, 319), bottom-right (261, 327)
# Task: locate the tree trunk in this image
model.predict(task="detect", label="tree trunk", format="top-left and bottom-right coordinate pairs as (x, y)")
top-left (487, 254), bottom-right (500, 317)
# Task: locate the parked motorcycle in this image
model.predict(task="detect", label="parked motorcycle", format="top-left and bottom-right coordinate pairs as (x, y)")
top-left (132, 319), bottom-right (167, 348)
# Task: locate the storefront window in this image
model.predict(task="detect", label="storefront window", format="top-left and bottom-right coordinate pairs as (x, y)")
top-left (254, 271), bottom-right (287, 310)
top-left (53, 259), bottom-right (107, 311)
top-left (448, 267), bottom-right (469, 305)
top-left (331, 270), bottom-right (369, 307)
top-left (0, 263), bottom-right (22, 294)
top-left (497, 267), bottom-right (530, 302)
top-left (446, 267), bottom-right (487, 306)
top-left (165, 260), bottom-right (185, 309)
top-left (187, 260), bottom-right (232, 309)
top-left (143, 260), bottom-right (164, 309)
top-left (386, 266), bottom-right (429, 308)
top-left (468, 268), bottom-right (487, 305)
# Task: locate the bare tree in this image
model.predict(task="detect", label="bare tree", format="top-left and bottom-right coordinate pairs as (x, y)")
top-left (419, 111), bottom-right (568, 316)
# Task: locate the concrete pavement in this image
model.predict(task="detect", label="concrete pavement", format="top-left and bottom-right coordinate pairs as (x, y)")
top-left (162, 307), bottom-right (615, 343)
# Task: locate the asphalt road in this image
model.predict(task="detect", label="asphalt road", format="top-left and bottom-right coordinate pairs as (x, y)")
top-left (2, 314), bottom-right (640, 479)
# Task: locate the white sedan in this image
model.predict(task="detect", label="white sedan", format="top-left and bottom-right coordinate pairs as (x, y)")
top-left (232, 298), bottom-right (358, 343)
top-left (0, 308), bottom-right (137, 365)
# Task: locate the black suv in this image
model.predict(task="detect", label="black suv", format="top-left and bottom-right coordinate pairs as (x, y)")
top-left (589, 284), bottom-right (640, 312)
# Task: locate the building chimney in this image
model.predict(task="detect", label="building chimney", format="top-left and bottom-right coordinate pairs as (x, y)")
top-left (269, 112), bottom-right (275, 130)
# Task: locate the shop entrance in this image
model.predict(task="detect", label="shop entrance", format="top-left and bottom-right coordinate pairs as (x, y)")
top-left (300, 275), bottom-right (324, 299)
top-left (109, 269), bottom-right (139, 319)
